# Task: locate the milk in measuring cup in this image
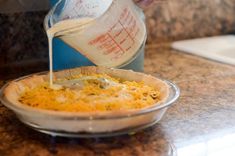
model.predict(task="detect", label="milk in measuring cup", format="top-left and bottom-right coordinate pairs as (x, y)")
top-left (45, 0), bottom-right (146, 86)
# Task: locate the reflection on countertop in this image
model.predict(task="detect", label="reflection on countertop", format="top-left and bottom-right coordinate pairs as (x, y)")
top-left (0, 44), bottom-right (235, 156)
top-left (177, 131), bottom-right (235, 156)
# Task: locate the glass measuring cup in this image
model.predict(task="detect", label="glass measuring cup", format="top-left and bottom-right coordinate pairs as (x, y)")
top-left (44, 0), bottom-right (147, 68)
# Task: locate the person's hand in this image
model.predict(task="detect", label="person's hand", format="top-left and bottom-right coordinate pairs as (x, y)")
top-left (134, 0), bottom-right (164, 8)
top-left (134, 0), bottom-right (153, 8)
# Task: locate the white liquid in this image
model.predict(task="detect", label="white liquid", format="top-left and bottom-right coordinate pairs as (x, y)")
top-left (46, 18), bottom-right (94, 87)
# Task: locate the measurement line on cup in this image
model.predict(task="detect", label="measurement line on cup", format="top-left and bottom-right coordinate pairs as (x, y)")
top-left (107, 33), bottom-right (125, 53)
top-left (118, 20), bottom-right (135, 43)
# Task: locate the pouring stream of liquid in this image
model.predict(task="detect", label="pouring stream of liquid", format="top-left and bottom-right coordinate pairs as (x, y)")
top-left (46, 18), bottom-right (94, 88)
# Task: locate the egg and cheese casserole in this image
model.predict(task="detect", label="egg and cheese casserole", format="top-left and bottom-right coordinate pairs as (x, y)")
top-left (19, 74), bottom-right (160, 112)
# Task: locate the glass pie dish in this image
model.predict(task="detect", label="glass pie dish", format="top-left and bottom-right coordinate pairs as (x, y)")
top-left (0, 66), bottom-right (180, 138)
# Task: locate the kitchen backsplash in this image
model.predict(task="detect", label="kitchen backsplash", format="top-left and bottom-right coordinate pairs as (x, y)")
top-left (0, 11), bottom-right (48, 79)
top-left (1, 0), bottom-right (235, 79)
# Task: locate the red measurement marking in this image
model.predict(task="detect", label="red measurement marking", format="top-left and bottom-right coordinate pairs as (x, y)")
top-left (120, 8), bottom-right (128, 19)
top-left (119, 37), bottom-right (126, 45)
top-left (105, 46), bottom-right (119, 55)
top-left (111, 51), bottom-right (125, 60)
top-left (99, 40), bottom-right (113, 50)
top-left (127, 16), bottom-right (134, 27)
top-left (107, 33), bottom-right (125, 53)
top-left (114, 29), bottom-right (123, 38)
top-left (118, 20), bottom-right (135, 42)
top-left (126, 46), bottom-right (131, 51)
top-left (89, 34), bottom-right (107, 45)
top-left (72, 8), bottom-right (79, 16)
top-left (109, 22), bottom-right (119, 32)
top-left (133, 27), bottom-right (140, 39)
top-left (125, 11), bottom-right (131, 22)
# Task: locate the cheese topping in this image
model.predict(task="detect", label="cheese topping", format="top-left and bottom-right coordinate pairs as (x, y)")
top-left (19, 74), bottom-right (160, 112)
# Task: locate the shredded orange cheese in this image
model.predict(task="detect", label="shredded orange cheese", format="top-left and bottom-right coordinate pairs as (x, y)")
top-left (19, 74), bottom-right (160, 112)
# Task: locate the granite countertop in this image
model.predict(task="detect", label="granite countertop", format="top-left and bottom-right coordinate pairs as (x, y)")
top-left (1, 44), bottom-right (235, 156)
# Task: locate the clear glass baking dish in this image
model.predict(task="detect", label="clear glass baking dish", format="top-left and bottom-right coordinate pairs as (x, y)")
top-left (0, 69), bottom-right (180, 138)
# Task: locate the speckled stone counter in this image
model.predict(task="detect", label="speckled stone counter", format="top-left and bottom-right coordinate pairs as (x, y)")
top-left (1, 44), bottom-right (235, 156)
